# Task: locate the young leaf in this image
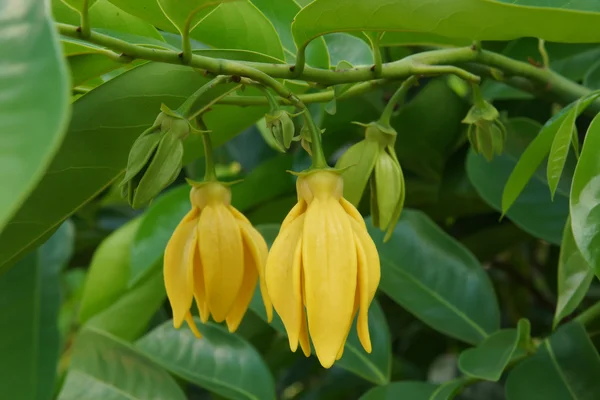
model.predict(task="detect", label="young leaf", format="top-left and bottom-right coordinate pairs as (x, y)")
top-left (554, 218), bottom-right (594, 328)
top-left (571, 111), bottom-right (600, 277)
top-left (547, 104), bottom-right (579, 198)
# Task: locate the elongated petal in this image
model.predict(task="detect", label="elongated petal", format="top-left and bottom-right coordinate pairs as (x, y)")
top-left (349, 218), bottom-right (380, 303)
top-left (192, 245), bottom-right (209, 323)
top-left (266, 215), bottom-right (304, 351)
top-left (235, 213), bottom-right (273, 322)
top-left (354, 231), bottom-right (372, 353)
top-left (299, 308), bottom-right (311, 357)
top-left (225, 246), bottom-right (259, 332)
top-left (164, 209), bottom-right (198, 328)
top-left (303, 199), bottom-right (357, 368)
top-left (185, 312), bottom-right (202, 338)
top-left (281, 200), bottom-right (307, 230)
top-left (198, 204), bottom-right (244, 322)
top-left (228, 205), bottom-right (251, 223)
top-left (340, 197), bottom-right (367, 229)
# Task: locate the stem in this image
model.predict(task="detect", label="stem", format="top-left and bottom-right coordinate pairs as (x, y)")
top-left (538, 39), bottom-right (550, 69)
top-left (302, 106), bottom-right (327, 168)
top-left (370, 33), bottom-right (383, 77)
top-left (379, 76), bottom-right (418, 126)
top-left (80, 0), bottom-right (91, 38)
top-left (197, 119), bottom-right (216, 181)
top-left (178, 75), bottom-right (228, 116)
top-left (188, 84), bottom-right (243, 120)
top-left (576, 301), bottom-right (600, 326)
top-left (471, 82), bottom-right (485, 105)
top-left (249, 82), bottom-right (280, 111)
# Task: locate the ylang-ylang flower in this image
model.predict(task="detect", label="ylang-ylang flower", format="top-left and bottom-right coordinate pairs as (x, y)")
top-left (266, 171), bottom-right (380, 368)
top-left (164, 182), bottom-right (272, 336)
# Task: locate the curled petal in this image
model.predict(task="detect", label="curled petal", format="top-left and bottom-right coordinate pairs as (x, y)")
top-left (225, 250), bottom-right (258, 332)
top-left (198, 204), bottom-right (244, 322)
top-left (192, 245), bottom-right (209, 323)
top-left (281, 200), bottom-right (307, 231)
top-left (164, 209), bottom-right (198, 328)
top-left (185, 312), bottom-right (202, 338)
top-left (235, 213), bottom-right (273, 322)
top-left (266, 215), bottom-right (305, 352)
top-left (303, 199), bottom-right (357, 368)
top-left (349, 218), bottom-right (380, 303)
top-left (354, 231), bottom-right (372, 353)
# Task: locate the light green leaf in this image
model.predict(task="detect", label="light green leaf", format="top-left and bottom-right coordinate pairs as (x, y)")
top-left (458, 319), bottom-right (531, 381)
top-left (325, 33), bottom-right (373, 66)
top-left (506, 322), bottom-right (600, 400)
top-left (107, 0), bottom-right (176, 31)
top-left (58, 328), bottom-right (185, 400)
top-left (156, 0), bottom-right (224, 35)
top-left (292, 0), bottom-right (600, 51)
top-left (368, 210), bottom-right (500, 345)
top-left (571, 112), bottom-right (600, 279)
top-left (78, 219), bottom-right (141, 323)
top-left (554, 218), bottom-right (594, 328)
top-left (137, 319), bottom-right (276, 400)
top-left (0, 61), bottom-right (266, 274)
top-left (468, 118), bottom-right (572, 244)
top-left (250, 0), bottom-right (330, 67)
top-left (253, 225), bottom-right (392, 384)
top-left (379, 31), bottom-right (471, 47)
top-left (360, 381), bottom-right (438, 399)
top-left (0, 0), bottom-right (70, 236)
top-left (0, 222), bottom-right (74, 400)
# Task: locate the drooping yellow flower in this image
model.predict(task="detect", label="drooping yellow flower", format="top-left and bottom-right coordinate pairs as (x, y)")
top-left (265, 171), bottom-right (380, 368)
top-left (164, 182), bottom-right (272, 336)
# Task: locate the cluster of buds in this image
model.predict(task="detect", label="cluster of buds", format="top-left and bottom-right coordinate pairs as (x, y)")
top-left (120, 104), bottom-right (192, 208)
top-left (336, 121), bottom-right (405, 241)
top-left (463, 88), bottom-right (507, 161)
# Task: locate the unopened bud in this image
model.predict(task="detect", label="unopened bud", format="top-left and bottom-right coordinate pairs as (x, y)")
top-left (265, 110), bottom-right (296, 152)
top-left (463, 100), bottom-right (506, 161)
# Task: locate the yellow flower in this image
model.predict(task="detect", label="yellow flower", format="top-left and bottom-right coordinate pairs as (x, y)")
top-left (265, 171), bottom-right (380, 368)
top-left (164, 182), bottom-right (272, 337)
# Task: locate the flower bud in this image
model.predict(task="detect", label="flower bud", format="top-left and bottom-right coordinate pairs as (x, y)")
top-left (462, 100), bottom-right (506, 161)
top-left (371, 147), bottom-right (405, 238)
top-left (120, 106), bottom-right (191, 208)
top-left (265, 110), bottom-right (296, 152)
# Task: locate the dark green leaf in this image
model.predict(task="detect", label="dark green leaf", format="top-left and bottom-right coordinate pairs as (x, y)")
top-left (554, 218), bottom-right (594, 328)
top-left (547, 104), bottom-right (579, 198)
top-left (58, 328), bottom-right (185, 400)
top-left (458, 319), bottom-right (531, 381)
top-left (0, 222), bottom-right (74, 400)
top-left (360, 381), bottom-right (438, 400)
top-left (584, 59), bottom-right (600, 90)
top-left (137, 319), bottom-right (276, 400)
top-left (0, 0), bottom-right (70, 235)
top-left (368, 210), bottom-right (500, 345)
top-left (506, 322), bottom-right (600, 400)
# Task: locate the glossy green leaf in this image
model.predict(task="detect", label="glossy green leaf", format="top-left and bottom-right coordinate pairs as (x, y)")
top-left (468, 118), bottom-right (572, 244)
top-left (0, 61), bottom-right (266, 274)
top-left (571, 112), bottom-right (600, 279)
top-left (156, 0), bottom-right (223, 35)
top-left (58, 328), bottom-right (185, 400)
top-left (554, 218), bottom-right (594, 328)
top-left (253, 224), bottom-right (392, 384)
top-left (360, 381), bottom-right (438, 399)
top-left (547, 105), bottom-right (579, 198)
top-left (78, 218), bottom-right (141, 323)
top-left (61, 0), bottom-right (98, 13)
top-left (584, 59), bottom-right (600, 90)
top-left (107, 0), bottom-right (176, 31)
top-left (0, 222), bottom-right (74, 400)
top-left (325, 33), bottom-right (373, 66)
top-left (0, 0), bottom-right (70, 236)
top-left (431, 378), bottom-right (471, 400)
top-left (380, 31), bottom-right (470, 47)
top-left (292, 0), bottom-right (600, 49)
top-left (137, 319), bottom-right (276, 400)
top-left (130, 155), bottom-right (295, 286)
top-left (368, 210), bottom-right (500, 345)
top-left (250, 0), bottom-right (329, 67)
top-left (458, 319), bottom-right (531, 381)
top-left (67, 54), bottom-right (126, 87)
top-left (506, 322), bottom-right (600, 400)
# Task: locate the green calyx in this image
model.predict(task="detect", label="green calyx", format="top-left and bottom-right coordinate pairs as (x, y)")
top-left (462, 98), bottom-right (506, 161)
top-left (357, 121), bottom-right (397, 147)
top-left (265, 109), bottom-right (299, 152)
top-left (120, 106), bottom-right (191, 208)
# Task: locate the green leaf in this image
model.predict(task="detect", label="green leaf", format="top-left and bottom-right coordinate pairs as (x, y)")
top-left (468, 118), bottom-right (571, 244)
top-left (547, 105), bottom-right (580, 198)
top-left (379, 31), bottom-right (470, 47)
top-left (0, 61), bottom-right (266, 274)
top-left (554, 218), bottom-right (594, 328)
top-left (0, 222), bottom-right (74, 400)
top-left (130, 155), bottom-right (295, 286)
top-left (292, 0), bottom-right (600, 48)
top-left (58, 328), bottom-right (185, 400)
top-left (506, 322), bottom-right (600, 400)
top-left (458, 319), bottom-right (531, 381)
top-left (360, 381), bottom-right (438, 399)
top-left (253, 224), bottom-right (392, 384)
top-left (571, 112), bottom-right (600, 279)
top-left (137, 319), bottom-right (276, 400)
top-left (156, 0), bottom-right (224, 35)
top-left (430, 378), bottom-right (471, 400)
top-left (368, 210), bottom-right (500, 345)
top-left (584, 59), bottom-right (600, 90)
top-left (0, 0), bottom-right (70, 235)
top-left (325, 33), bottom-right (373, 66)
top-left (250, 0), bottom-right (330, 67)
top-left (78, 218), bottom-right (141, 323)
top-left (107, 0), bottom-right (176, 31)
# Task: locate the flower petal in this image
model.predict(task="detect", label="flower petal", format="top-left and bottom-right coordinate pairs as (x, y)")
top-left (164, 209), bottom-right (198, 328)
top-left (299, 308), bottom-right (311, 357)
top-left (354, 231), bottom-right (372, 353)
top-left (235, 214), bottom-right (273, 322)
top-left (198, 203), bottom-right (244, 322)
top-left (185, 312), bottom-right (202, 338)
top-left (225, 246), bottom-right (258, 332)
top-left (192, 245), bottom-right (209, 323)
top-left (349, 218), bottom-right (380, 303)
top-left (281, 200), bottom-right (307, 230)
top-left (266, 215), bottom-right (304, 352)
top-left (303, 199), bottom-right (357, 368)
top-left (340, 197), bottom-right (367, 229)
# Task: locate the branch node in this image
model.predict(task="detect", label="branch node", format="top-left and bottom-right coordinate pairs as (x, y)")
top-left (289, 65), bottom-right (296, 72)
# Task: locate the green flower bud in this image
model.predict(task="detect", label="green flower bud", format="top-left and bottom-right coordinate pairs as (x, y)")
top-left (120, 106), bottom-right (190, 208)
top-left (265, 110), bottom-right (296, 152)
top-left (463, 100), bottom-right (506, 161)
top-left (371, 147), bottom-right (405, 233)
